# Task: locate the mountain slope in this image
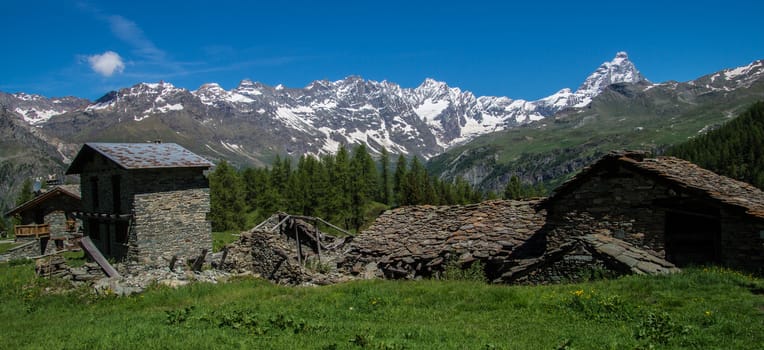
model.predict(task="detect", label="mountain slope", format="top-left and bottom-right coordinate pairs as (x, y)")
top-left (0, 107), bottom-right (70, 212)
top-left (0, 92), bottom-right (89, 125)
top-left (427, 59), bottom-right (764, 193)
top-left (666, 101), bottom-right (764, 189)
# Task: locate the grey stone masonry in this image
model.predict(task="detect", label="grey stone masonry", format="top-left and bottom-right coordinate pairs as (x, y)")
top-left (127, 188), bottom-right (212, 268)
top-left (340, 200), bottom-right (549, 281)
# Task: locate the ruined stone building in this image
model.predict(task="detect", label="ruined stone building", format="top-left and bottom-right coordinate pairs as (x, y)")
top-left (66, 142), bottom-right (213, 267)
top-left (341, 151), bottom-right (763, 283)
top-left (542, 151), bottom-right (764, 272)
top-left (4, 185), bottom-right (82, 255)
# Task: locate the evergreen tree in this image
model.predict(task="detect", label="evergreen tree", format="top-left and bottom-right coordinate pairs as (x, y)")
top-left (209, 160), bottom-right (247, 231)
top-left (393, 155), bottom-right (408, 206)
top-left (378, 147), bottom-right (392, 205)
top-left (667, 101), bottom-right (764, 189)
top-left (504, 175), bottom-right (522, 200)
top-left (404, 157), bottom-right (425, 205)
top-left (331, 145), bottom-right (352, 228)
top-left (15, 178), bottom-right (34, 206)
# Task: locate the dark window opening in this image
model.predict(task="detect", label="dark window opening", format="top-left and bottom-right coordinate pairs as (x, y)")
top-left (90, 177), bottom-right (99, 210)
top-left (665, 211), bottom-right (721, 267)
top-left (88, 219), bottom-right (100, 240)
top-left (112, 175), bottom-right (121, 213)
top-left (116, 222), bottom-right (129, 244)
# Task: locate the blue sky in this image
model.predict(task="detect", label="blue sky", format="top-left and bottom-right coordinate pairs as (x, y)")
top-left (1, 0), bottom-right (762, 101)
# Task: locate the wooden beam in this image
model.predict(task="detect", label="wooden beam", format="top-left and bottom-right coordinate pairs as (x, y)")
top-left (291, 215), bottom-right (353, 236)
top-left (79, 236), bottom-right (120, 278)
top-left (269, 215), bottom-right (292, 232)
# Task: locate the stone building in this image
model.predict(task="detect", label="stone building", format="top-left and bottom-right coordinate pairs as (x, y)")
top-left (66, 142), bottom-right (213, 267)
top-left (3, 185), bottom-right (82, 254)
top-left (340, 151), bottom-right (763, 283)
top-left (541, 151), bottom-right (764, 272)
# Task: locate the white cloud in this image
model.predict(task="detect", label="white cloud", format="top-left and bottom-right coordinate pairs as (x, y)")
top-left (87, 51), bottom-right (125, 77)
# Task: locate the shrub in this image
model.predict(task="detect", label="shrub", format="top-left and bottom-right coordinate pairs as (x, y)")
top-left (443, 259), bottom-right (487, 282)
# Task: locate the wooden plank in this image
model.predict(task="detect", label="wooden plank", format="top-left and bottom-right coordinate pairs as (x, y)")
top-left (79, 236), bottom-right (120, 278)
top-left (15, 224), bottom-right (51, 238)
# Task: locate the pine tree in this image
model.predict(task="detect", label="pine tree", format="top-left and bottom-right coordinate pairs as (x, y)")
top-left (331, 145), bottom-right (352, 228)
top-left (209, 160), bottom-right (247, 231)
top-left (404, 157), bottom-right (425, 205)
top-left (15, 178), bottom-right (34, 206)
top-left (378, 147), bottom-right (392, 205)
top-left (393, 155), bottom-right (407, 206)
top-left (667, 101), bottom-right (764, 189)
top-left (504, 175), bottom-right (522, 200)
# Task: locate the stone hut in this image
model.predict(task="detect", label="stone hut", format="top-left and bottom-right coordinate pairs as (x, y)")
top-left (3, 185), bottom-right (82, 255)
top-left (340, 199), bottom-right (679, 283)
top-left (65, 142), bottom-right (213, 267)
top-left (541, 151), bottom-right (764, 273)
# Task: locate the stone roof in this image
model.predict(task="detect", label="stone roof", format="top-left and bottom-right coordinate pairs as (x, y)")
top-left (66, 143), bottom-right (213, 174)
top-left (545, 151), bottom-right (764, 219)
top-left (342, 200), bottom-right (547, 278)
top-left (4, 185), bottom-right (82, 217)
top-left (577, 234), bottom-right (679, 275)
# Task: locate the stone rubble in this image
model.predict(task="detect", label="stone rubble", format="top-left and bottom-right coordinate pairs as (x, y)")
top-left (32, 251), bottom-right (231, 296)
top-left (338, 200), bottom-right (549, 281)
top-left (220, 217), bottom-right (355, 286)
top-left (27, 198), bottom-right (683, 294)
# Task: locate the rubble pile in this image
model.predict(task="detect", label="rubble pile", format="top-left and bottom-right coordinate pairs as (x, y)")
top-left (221, 217), bottom-right (354, 285)
top-left (339, 200), bottom-right (548, 281)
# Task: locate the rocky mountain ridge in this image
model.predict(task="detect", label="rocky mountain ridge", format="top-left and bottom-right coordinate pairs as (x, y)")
top-left (4, 52), bottom-right (648, 163)
top-left (1, 53), bottom-right (763, 207)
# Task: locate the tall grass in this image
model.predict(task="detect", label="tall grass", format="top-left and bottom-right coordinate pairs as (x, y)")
top-left (0, 262), bottom-right (761, 349)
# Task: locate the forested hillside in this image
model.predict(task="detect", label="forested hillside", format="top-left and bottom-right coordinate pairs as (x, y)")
top-left (667, 102), bottom-right (764, 189)
top-left (208, 144), bottom-right (485, 233)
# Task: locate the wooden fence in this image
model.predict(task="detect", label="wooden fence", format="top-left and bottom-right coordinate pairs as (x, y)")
top-left (14, 224), bottom-right (51, 238)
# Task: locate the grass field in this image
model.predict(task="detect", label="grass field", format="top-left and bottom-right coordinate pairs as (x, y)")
top-left (0, 260), bottom-right (761, 349)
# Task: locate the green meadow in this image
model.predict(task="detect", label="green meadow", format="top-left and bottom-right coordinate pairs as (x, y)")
top-left (1, 260), bottom-right (761, 349)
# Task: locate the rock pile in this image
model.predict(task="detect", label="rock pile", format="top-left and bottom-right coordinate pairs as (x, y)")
top-left (34, 255), bottom-right (69, 278)
top-left (339, 200), bottom-right (548, 281)
top-left (221, 217), bottom-right (354, 285)
top-left (69, 262), bottom-right (108, 283)
top-left (340, 200), bottom-right (680, 284)
top-left (31, 251), bottom-right (230, 296)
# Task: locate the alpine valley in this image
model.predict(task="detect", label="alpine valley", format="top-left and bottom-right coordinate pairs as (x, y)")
top-left (1, 52), bottom-right (764, 210)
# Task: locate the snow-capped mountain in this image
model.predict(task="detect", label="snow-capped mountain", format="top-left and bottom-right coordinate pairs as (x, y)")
top-left (36, 52), bottom-right (648, 161)
top-left (5, 51), bottom-right (752, 169)
top-left (1, 51), bottom-right (763, 206)
top-left (0, 92), bottom-right (89, 125)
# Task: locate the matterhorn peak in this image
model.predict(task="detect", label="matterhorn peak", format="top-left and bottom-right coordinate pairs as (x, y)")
top-left (576, 51), bottom-right (649, 95)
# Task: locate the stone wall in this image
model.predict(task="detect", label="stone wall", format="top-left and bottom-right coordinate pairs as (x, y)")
top-left (719, 210), bottom-right (764, 273)
top-left (221, 218), bottom-right (354, 285)
top-left (0, 240), bottom-right (40, 262)
top-left (127, 188), bottom-right (212, 268)
top-left (546, 164), bottom-right (672, 253)
top-left (547, 163), bottom-right (764, 272)
top-left (222, 231), bottom-right (306, 285)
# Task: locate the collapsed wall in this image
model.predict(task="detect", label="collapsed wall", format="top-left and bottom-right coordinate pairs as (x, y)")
top-left (339, 200), bottom-right (550, 282)
top-left (338, 200), bottom-right (679, 283)
top-left (220, 216), bottom-right (353, 285)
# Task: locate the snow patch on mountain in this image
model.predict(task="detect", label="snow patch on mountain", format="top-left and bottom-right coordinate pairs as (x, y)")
top-left (14, 107), bottom-right (64, 125)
